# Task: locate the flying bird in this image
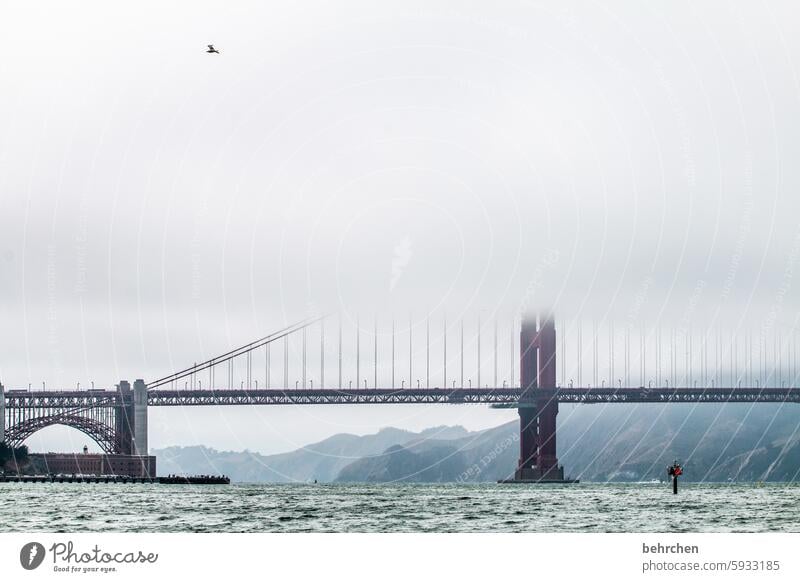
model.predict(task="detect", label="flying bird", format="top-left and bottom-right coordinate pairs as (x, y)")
top-left (206, 44), bottom-right (220, 54)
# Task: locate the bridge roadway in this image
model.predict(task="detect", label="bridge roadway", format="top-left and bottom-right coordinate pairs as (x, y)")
top-left (4, 386), bottom-right (800, 408)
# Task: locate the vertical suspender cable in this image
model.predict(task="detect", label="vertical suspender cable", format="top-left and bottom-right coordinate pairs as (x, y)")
top-left (510, 317), bottom-right (514, 388)
top-left (320, 319), bottom-right (325, 389)
top-left (461, 319), bottom-right (465, 388)
top-left (610, 321), bottom-right (615, 387)
top-left (409, 313), bottom-right (412, 388)
top-left (392, 316), bottom-right (395, 389)
top-left (477, 313), bottom-right (481, 389)
top-left (494, 318), bottom-right (498, 388)
top-left (578, 320), bottom-right (582, 387)
top-left (426, 315), bottom-right (430, 388)
top-left (443, 313), bottom-right (447, 389)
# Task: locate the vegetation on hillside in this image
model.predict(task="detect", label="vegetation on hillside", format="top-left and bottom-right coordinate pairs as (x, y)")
top-left (0, 442), bottom-right (29, 473)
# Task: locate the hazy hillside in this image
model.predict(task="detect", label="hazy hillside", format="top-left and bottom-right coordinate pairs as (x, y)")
top-left (154, 404), bottom-right (800, 483)
top-left (155, 425), bottom-right (469, 482)
top-left (558, 403), bottom-right (800, 482)
top-left (336, 443), bottom-right (469, 482)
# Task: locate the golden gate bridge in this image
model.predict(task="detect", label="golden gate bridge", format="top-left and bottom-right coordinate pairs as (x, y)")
top-left (2, 312), bottom-right (799, 482)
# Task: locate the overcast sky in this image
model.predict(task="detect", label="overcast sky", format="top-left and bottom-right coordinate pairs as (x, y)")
top-left (2, 1), bottom-right (800, 454)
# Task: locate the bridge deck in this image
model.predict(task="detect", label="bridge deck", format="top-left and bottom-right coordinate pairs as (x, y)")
top-left (146, 387), bottom-right (800, 406)
top-left (4, 387), bottom-right (800, 407)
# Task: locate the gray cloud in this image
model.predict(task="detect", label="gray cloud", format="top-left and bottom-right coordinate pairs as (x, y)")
top-left (2, 0), bottom-right (799, 453)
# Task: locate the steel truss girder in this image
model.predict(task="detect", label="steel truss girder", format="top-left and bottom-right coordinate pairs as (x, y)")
top-left (4, 387), bottom-right (800, 410)
top-left (145, 386), bottom-right (800, 406)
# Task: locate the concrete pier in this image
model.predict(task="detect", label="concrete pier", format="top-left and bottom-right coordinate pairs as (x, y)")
top-left (0, 474), bottom-right (230, 485)
top-left (28, 452), bottom-right (156, 478)
top-left (0, 382), bottom-right (5, 444)
top-left (133, 379), bottom-right (148, 458)
top-left (115, 381), bottom-right (134, 454)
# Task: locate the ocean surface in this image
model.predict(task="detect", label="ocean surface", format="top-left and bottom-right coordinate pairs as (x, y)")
top-left (2, 482), bottom-right (799, 533)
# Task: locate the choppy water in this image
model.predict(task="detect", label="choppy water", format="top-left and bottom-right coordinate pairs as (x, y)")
top-left (1, 482), bottom-right (798, 532)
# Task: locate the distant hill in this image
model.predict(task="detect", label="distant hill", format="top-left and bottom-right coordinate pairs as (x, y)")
top-left (155, 425), bottom-right (470, 483)
top-left (336, 443), bottom-right (468, 482)
top-left (153, 404), bottom-right (800, 483)
top-left (558, 403), bottom-right (800, 482)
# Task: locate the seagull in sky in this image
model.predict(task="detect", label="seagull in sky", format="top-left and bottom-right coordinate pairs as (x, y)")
top-left (207, 44), bottom-right (220, 54)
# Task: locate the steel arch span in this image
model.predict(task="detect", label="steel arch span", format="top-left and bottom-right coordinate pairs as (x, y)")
top-left (4, 413), bottom-right (120, 454)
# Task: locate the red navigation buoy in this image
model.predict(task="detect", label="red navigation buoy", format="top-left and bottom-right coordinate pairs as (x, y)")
top-left (667, 461), bottom-right (683, 494)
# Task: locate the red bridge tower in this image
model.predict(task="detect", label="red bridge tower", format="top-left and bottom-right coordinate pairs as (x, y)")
top-left (505, 312), bottom-right (576, 483)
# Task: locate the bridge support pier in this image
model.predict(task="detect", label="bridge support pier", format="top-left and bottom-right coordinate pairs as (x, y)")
top-left (133, 379), bottom-right (148, 457)
top-left (1, 382), bottom-right (5, 444)
top-left (115, 381), bottom-right (135, 455)
top-left (501, 313), bottom-right (576, 484)
top-left (113, 380), bottom-right (152, 477)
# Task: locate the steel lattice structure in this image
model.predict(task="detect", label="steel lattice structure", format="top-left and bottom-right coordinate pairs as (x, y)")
top-left (5, 414), bottom-right (120, 454)
top-left (5, 386), bottom-right (800, 410)
top-left (2, 388), bottom-right (135, 454)
top-left (147, 386), bottom-right (800, 406)
top-left (2, 393), bottom-right (125, 453)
